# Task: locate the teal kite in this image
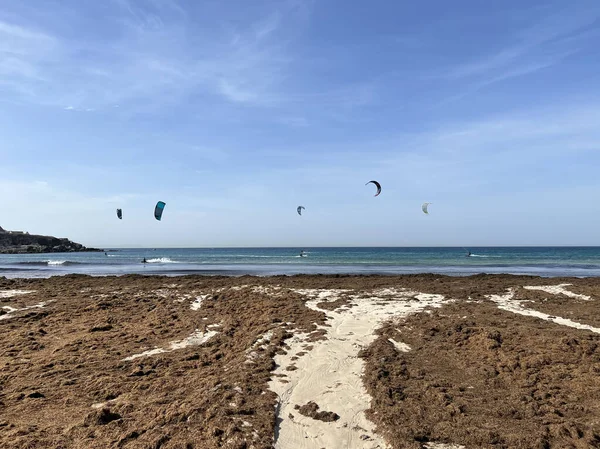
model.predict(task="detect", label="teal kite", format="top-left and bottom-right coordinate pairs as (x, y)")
top-left (154, 201), bottom-right (166, 221)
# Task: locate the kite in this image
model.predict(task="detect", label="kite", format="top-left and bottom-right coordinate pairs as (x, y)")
top-left (365, 180), bottom-right (382, 197)
top-left (154, 201), bottom-right (166, 221)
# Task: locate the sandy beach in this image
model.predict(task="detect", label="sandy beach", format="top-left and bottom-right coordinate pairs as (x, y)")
top-left (2, 274), bottom-right (600, 448)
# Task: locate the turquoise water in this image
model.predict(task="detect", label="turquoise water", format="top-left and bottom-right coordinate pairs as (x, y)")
top-left (1, 247), bottom-right (600, 278)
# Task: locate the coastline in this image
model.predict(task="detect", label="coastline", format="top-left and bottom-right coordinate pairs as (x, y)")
top-left (0, 227), bottom-right (102, 254)
top-left (3, 247), bottom-right (600, 279)
top-left (2, 274), bottom-right (600, 448)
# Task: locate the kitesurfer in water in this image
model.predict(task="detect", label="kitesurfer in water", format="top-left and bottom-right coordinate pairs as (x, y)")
top-left (142, 257), bottom-right (147, 264)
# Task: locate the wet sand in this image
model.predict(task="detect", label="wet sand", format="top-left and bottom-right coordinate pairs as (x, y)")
top-left (1, 274), bottom-right (600, 448)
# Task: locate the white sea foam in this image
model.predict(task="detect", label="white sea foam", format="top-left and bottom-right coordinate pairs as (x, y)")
top-left (146, 258), bottom-right (179, 264)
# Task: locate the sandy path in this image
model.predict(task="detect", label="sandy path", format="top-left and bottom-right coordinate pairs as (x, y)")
top-left (0, 301), bottom-right (50, 321)
top-left (490, 288), bottom-right (600, 334)
top-left (425, 444), bottom-right (466, 449)
top-left (523, 284), bottom-right (592, 300)
top-left (122, 328), bottom-right (219, 361)
top-left (0, 289), bottom-right (35, 298)
top-left (270, 288), bottom-right (448, 449)
top-left (0, 289), bottom-right (49, 321)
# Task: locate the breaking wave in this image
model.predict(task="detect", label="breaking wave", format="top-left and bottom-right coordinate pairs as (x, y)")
top-left (145, 258), bottom-right (179, 264)
top-left (17, 260), bottom-right (86, 266)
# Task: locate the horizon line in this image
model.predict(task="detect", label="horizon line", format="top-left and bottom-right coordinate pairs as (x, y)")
top-left (93, 245), bottom-right (600, 249)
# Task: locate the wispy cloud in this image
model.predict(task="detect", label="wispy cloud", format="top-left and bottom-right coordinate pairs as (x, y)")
top-left (0, 20), bottom-right (57, 46)
top-left (370, 101), bottom-right (600, 196)
top-left (0, 20), bottom-right (57, 82)
top-left (255, 99), bottom-right (600, 198)
top-left (445, 3), bottom-right (600, 86)
top-left (0, 0), bottom-right (385, 125)
top-left (0, 1), bottom-right (307, 111)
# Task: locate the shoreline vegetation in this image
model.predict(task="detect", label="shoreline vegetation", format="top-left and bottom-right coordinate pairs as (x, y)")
top-left (0, 226), bottom-right (101, 254)
top-left (1, 274), bottom-right (600, 448)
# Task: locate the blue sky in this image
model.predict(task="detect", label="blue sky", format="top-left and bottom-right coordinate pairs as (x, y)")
top-left (1, 0), bottom-right (599, 247)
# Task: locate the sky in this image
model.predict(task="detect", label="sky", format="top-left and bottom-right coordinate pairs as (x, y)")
top-left (1, 0), bottom-right (600, 247)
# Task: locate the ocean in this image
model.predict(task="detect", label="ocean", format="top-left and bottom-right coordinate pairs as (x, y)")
top-left (1, 247), bottom-right (600, 278)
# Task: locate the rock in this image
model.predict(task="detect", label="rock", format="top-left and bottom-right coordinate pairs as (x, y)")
top-left (27, 391), bottom-right (45, 399)
top-left (0, 226), bottom-right (102, 254)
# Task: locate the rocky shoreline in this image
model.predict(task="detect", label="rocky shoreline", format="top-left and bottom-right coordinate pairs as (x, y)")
top-left (0, 226), bottom-right (101, 254)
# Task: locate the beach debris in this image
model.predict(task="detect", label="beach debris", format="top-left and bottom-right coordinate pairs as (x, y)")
top-left (388, 338), bottom-right (411, 353)
top-left (297, 205), bottom-right (305, 216)
top-left (4, 276), bottom-right (600, 449)
top-left (116, 208), bottom-right (122, 219)
top-left (365, 180), bottom-right (382, 197)
top-left (295, 402), bottom-right (340, 422)
top-left (422, 202), bottom-right (432, 214)
top-left (154, 201), bottom-right (166, 221)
